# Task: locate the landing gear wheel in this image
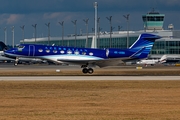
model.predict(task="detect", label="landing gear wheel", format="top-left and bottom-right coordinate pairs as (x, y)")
top-left (88, 68), bottom-right (94, 74)
top-left (14, 62), bottom-right (18, 66)
top-left (82, 68), bottom-right (88, 74)
top-left (14, 57), bottom-right (19, 66)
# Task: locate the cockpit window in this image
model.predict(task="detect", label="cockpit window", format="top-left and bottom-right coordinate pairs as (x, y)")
top-left (18, 45), bottom-right (25, 49)
top-left (17, 45), bottom-right (25, 51)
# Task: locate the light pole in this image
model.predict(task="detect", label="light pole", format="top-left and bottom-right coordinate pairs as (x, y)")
top-left (11, 26), bottom-right (15, 48)
top-left (97, 17), bottom-right (100, 48)
top-left (71, 20), bottom-right (77, 47)
top-left (59, 21), bottom-right (64, 46)
top-left (106, 16), bottom-right (112, 48)
top-left (118, 26), bottom-right (122, 31)
top-left (4, 27), bottom-right (7, 45)
top-left (45, 22), bottom-right (50, 45)
top-left (20, 25), bottom-right (25, 44)
top-left (123, 14), bottom-right (130, 48)
top-left (94, 2), bottom-right (98, 48)
top-left (83, 18), bottom-right (89, 48)
top-left (32, 24), bottom-right (37, 44)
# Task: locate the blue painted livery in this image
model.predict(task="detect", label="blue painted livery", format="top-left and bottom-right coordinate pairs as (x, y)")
top-left (3, 33), bottom-right (161, 74)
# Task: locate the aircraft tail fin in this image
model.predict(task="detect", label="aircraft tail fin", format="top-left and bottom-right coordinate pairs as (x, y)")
top-left (159, 55), bottom-right (167, 63)
top-left (0, 41), bottom-right (8, 51)
top-left (129, 33), bottom-right (161, 59)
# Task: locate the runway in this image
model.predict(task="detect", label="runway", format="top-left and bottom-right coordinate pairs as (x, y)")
top-left (0, 76), bottom-right (180, 81)
top-left (0, 63), bottom-right (180, 80)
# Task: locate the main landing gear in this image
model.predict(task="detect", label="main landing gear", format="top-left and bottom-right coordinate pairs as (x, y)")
top-left (81, 65), bottom-right (94, 74)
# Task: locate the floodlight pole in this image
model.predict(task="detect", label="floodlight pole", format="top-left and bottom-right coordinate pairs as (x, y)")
top-left (106, 16), bottom-right (112, 48)
top-left (123, 14), bottom-right (130, 48)
top-left (32, 24), bottom-right (37, 44)
top-left (59, 21), bottom-right (64, 46)
top-left (45, 22), bottom-right (50, 45)
top-left (97, 17), bottom-right (100, 48)
top-left (20, 25), bottom-right (25, 44)
top-left (11, 26), bottom-right (15, 48)
top-left (72, 20), bottom-right (77, 47)
top-left (94, 2), bottom-right (98, 48)
top-left (4, 27), bottom-right (7, 45)
top-left (83, 18), bottom-right (89, 48)
top-left (118, 26), bottom-right (122, 31)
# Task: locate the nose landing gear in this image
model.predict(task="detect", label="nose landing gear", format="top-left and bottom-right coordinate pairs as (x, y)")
top-left (14, 57), bottom-right (19, 66)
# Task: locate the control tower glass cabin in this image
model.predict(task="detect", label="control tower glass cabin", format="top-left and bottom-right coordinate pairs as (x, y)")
top-left (142, 9), bottom-right (165, 31)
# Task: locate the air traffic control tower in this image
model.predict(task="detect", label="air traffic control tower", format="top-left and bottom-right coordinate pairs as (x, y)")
top-left (142, 9), bottom-right (165, 31)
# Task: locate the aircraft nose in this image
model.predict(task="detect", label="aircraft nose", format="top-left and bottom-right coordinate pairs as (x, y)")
top-left (5, 49), bottom-right (16, 55)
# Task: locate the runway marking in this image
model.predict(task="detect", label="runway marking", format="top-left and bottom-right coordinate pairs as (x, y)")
top-left (0, 76), bottom-right (180, 81)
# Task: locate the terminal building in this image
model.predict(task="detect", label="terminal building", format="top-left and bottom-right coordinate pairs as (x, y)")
top-left (21, 10), bottom-right (180, 63)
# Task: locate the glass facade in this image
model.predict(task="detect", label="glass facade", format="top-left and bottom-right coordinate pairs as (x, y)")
top-left (98, 36), bottom-right (138, 49)
top-left (142, 13), bottom-right (165, 30)
top-left (26, 38), bottom-right (91, 48)
top-left (150, 40), bottom-right (180, 55)
top-left (27, 36), bottom-right (138, 49)
top-left (23, 34), bottom-right (180, 57)
top-left (142, 16), bottom-right (164, 21)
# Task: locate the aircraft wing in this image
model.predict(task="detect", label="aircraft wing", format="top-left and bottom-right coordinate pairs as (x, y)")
top-left (57, 57), bottom-right (130, 67)
top-left (56, 47), bottom-right (147, 67)
top-left (94, 58), bottom-right (127, 67)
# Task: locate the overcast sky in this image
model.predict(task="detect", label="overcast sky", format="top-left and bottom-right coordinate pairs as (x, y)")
top-left (0, 0), bottom-right (180, 45)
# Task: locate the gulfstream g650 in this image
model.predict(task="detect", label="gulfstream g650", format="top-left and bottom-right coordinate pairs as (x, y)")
top-left (2, 33), bottom-right (161, 74)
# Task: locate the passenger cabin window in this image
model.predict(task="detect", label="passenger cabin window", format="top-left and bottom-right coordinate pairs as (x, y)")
top-left (89, 52), bottom-right (93, 56)
top-left (38, 49), bottom-right (43, 52)
top-left (53, 50), bottom-right (57, 53)
top-left (60, 50), bottom-right (65, 54)
top-left (67, 50), bottom-right (72, 54)
top-left (82, 52), bottom-right (86, 55)
top-left (46, 49), bottom-right (50, 53)
top-left (74, 50), bottom-right (79, 55)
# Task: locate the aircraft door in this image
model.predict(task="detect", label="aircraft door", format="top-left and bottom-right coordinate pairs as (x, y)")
top-left (106, 49), bottom-right (109, 57)
top-left (29, 45), bottom-right (35, 56)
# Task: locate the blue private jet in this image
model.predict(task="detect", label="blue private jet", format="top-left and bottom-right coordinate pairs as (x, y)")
top-left (2, 33), bottom-right (161, 74)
